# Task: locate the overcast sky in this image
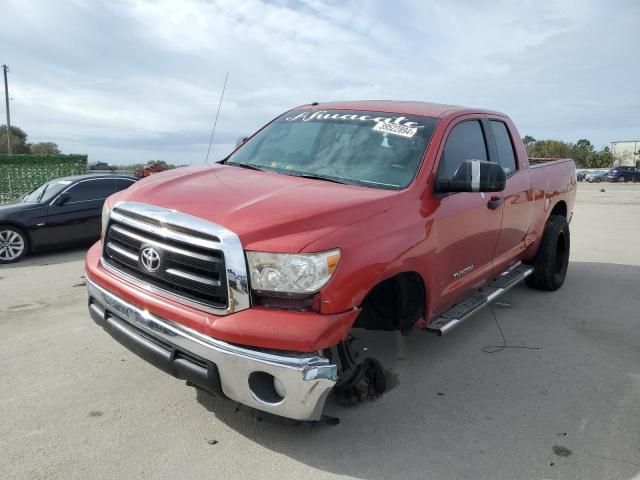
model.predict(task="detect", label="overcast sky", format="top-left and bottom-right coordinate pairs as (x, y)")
top-left (2, 0), bottom-right (639, 164)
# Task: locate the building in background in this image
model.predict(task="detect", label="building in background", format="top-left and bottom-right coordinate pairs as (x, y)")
top-left (610, 141), bottom-right (640, 167)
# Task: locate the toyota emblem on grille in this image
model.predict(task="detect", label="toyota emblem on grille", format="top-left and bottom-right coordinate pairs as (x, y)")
top-left (140, 247), bottom-right (161, 272)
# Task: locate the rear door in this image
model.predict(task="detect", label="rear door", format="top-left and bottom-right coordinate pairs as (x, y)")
top-left (113, 178), bottom-right (136, 193)
top-left (486, 118), bottom-right (535, 275)
top-left (48, 178), bottom-right (116, 244)
top-left (430, 117), bottom-right (503, 311)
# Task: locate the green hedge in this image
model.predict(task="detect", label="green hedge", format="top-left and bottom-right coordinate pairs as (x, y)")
top-left (0, 154), bottom-right (88, 203)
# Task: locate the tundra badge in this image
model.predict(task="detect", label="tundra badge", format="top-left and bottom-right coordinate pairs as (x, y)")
top-left (453, 264), bottom-right (474, 279)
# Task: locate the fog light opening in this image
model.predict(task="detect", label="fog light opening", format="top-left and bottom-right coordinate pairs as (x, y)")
top-left (273, 376), bottom-right (287, 398)
top-left (248, 371), bottom-right (285, 405)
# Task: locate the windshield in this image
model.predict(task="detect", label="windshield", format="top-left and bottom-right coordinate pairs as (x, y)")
top-left (22, 179), bottom-right (72, 203)
top-left (225, 109), bottom-right (438, 189)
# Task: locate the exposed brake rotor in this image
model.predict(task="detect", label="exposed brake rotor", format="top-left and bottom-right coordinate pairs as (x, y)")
top-left (330, 336), bottom-right (386, 406)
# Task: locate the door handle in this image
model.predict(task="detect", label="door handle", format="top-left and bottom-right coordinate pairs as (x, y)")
top-left (487, 196), bottom-right (503, 210)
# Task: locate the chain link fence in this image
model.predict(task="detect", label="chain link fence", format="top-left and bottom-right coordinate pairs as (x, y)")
top-left (0, 154), bottom-right (88, 204)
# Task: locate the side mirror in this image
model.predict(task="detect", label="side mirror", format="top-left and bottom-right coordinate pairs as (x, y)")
top-left (235, 136), bottom-right (249, 148)
top-left (54, 192), bottom-right (71, 206)
top-left (437, 160), bottom-right (506, 193)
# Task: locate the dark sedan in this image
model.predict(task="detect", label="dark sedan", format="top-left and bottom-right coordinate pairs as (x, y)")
top-left (0, 174), bottom-right (136, 264)
top-left (605, 166), bottom-right (640, 183)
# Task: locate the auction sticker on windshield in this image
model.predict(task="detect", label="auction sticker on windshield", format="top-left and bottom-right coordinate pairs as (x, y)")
top-left (372, 121), bottom-right (417, 138)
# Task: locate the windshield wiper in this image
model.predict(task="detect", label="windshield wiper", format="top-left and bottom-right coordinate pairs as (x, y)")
top-left (225, 162), bottom-right (355, 186)
top-left (36, 185), bottom-right (49, 203)
top-left (224, 162), bottom-right (271, 173)
top-left (286, 172), bottom-right (356, 186)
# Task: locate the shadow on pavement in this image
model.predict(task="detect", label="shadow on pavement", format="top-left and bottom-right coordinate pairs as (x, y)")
top-left (0, 245), bottom-right (90, 269)
top-left (195, 261), bottom-right (640, 480)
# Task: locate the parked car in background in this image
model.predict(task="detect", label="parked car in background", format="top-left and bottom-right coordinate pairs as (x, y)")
top-left (576, 169), bottom-right (589, 181)
top-left (0, 174), bottom-right (137, 264)
top-left (585, 170), bottom-right (609, 183)
top-left (605, 166), bottom-right (640, 183)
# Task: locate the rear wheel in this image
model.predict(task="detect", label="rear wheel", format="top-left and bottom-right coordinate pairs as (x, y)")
top-left (0, 226), bottom-right (29, 264)
top-left (525, 215), bottom-right (570, 291)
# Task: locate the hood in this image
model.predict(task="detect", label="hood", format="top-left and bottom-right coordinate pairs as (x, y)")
top-left (118, 164), bottom-right (399, 252)
top-left (0, 201), bottom-right (42, 217)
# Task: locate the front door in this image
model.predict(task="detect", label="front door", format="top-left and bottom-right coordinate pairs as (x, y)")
top-left (48, 178), bottom-right (115, 245)
top-left (430, 118), bottom-right (504, 313)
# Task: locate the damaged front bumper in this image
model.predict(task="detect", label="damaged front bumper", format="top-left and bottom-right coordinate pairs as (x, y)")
top-left (86, 277), bottom-right (337, 421)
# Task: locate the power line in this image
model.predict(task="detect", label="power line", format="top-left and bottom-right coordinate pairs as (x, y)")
top-left (2, 64), bottom-right (11, 155)
top-left (205, 72), bottom-right (229, 164)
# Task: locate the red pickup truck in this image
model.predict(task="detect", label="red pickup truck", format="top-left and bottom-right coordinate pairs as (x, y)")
top-left (85, 101), bottom-right (576, 421)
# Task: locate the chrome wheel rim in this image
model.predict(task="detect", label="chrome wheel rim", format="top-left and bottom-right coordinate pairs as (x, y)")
top-left (0, 230), bottom-right (25, 260)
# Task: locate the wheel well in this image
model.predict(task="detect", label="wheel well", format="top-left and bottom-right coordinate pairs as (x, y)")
top-left (0, 223), bottom-right (31, 250)
top-left (353, 272), bottom-right (425, 333)
top-left (549, 201), bottom-right (567, 219)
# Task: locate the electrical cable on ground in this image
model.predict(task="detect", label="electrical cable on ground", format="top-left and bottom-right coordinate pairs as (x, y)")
top-left (482, 303), bottom-right (541, 354)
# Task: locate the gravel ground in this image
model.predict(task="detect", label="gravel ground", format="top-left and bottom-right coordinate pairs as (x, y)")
top-left (1, 182), bottom-right (639, 480)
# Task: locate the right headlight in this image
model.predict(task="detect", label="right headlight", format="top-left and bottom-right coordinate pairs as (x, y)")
top-left (246, 249), bottom-right (341, 295)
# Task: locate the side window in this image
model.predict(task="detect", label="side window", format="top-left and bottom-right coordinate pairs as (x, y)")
top-left (67, 180), bottom-right (114, 203)
top-left (490, 121), bottom-right (517, 176)
top-left (437, 120), bottom-right (488, 181)
top-left (114, 179), bottom-right (135, 193)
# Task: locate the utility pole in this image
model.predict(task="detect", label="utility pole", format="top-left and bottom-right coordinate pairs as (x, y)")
top-left (2, 64), bottom-right (11, 155)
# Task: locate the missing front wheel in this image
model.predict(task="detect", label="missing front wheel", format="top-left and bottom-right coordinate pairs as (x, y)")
top-left (329, 336), bottom-right (387, 406)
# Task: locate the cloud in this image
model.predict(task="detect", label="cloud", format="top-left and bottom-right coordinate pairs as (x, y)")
top-left (1, 0), bottom-right (638, 163)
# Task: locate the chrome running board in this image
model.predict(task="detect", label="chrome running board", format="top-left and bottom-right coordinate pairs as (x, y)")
top-left (427, 263), bottom-right (533, 336)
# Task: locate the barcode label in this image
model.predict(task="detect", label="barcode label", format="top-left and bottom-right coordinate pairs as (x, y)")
top-left (372, 121), bottom-right (417, 138)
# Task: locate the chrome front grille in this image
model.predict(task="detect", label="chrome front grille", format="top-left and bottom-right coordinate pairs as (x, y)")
top-left (101, 201), bottom-right (250, 315)
top-left (111, 207), bottom-right (221, 242)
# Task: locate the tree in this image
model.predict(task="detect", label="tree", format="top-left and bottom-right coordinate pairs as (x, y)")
top-left (30, 142), bottom-right (61, 155)
top-left (570, 138), bottom-right (595, 167)
top-left (526, 139), bottom-right (573, 159)
top-left (146, 160), bottom-right (178, 169)
top-left (522, 134), bottom-right (614, 168)
top-left (148, 160), bottom-right (168, 168)
top-left (522, 136), bottom-right (536, 156)
top-left (0, 125), bottom-right (30, 154)
top-left (584, 147), bottom-right (613, 168)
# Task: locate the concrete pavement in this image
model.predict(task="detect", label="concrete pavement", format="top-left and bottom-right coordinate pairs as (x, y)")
top-left (1, 182), bottom-right (639, 480)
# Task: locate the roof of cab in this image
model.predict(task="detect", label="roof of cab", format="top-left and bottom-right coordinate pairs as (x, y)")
top-left (296, 100), bottom-right (505, 119)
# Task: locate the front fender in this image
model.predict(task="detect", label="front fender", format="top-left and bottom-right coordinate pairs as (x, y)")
top-left (305, 201), bottom-right (431, 315)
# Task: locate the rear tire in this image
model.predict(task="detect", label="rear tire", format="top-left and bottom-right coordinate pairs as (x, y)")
top-left (0, 226), bottom-right (29, 264)
top-left (525, 215), bottom-right (570, 291)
